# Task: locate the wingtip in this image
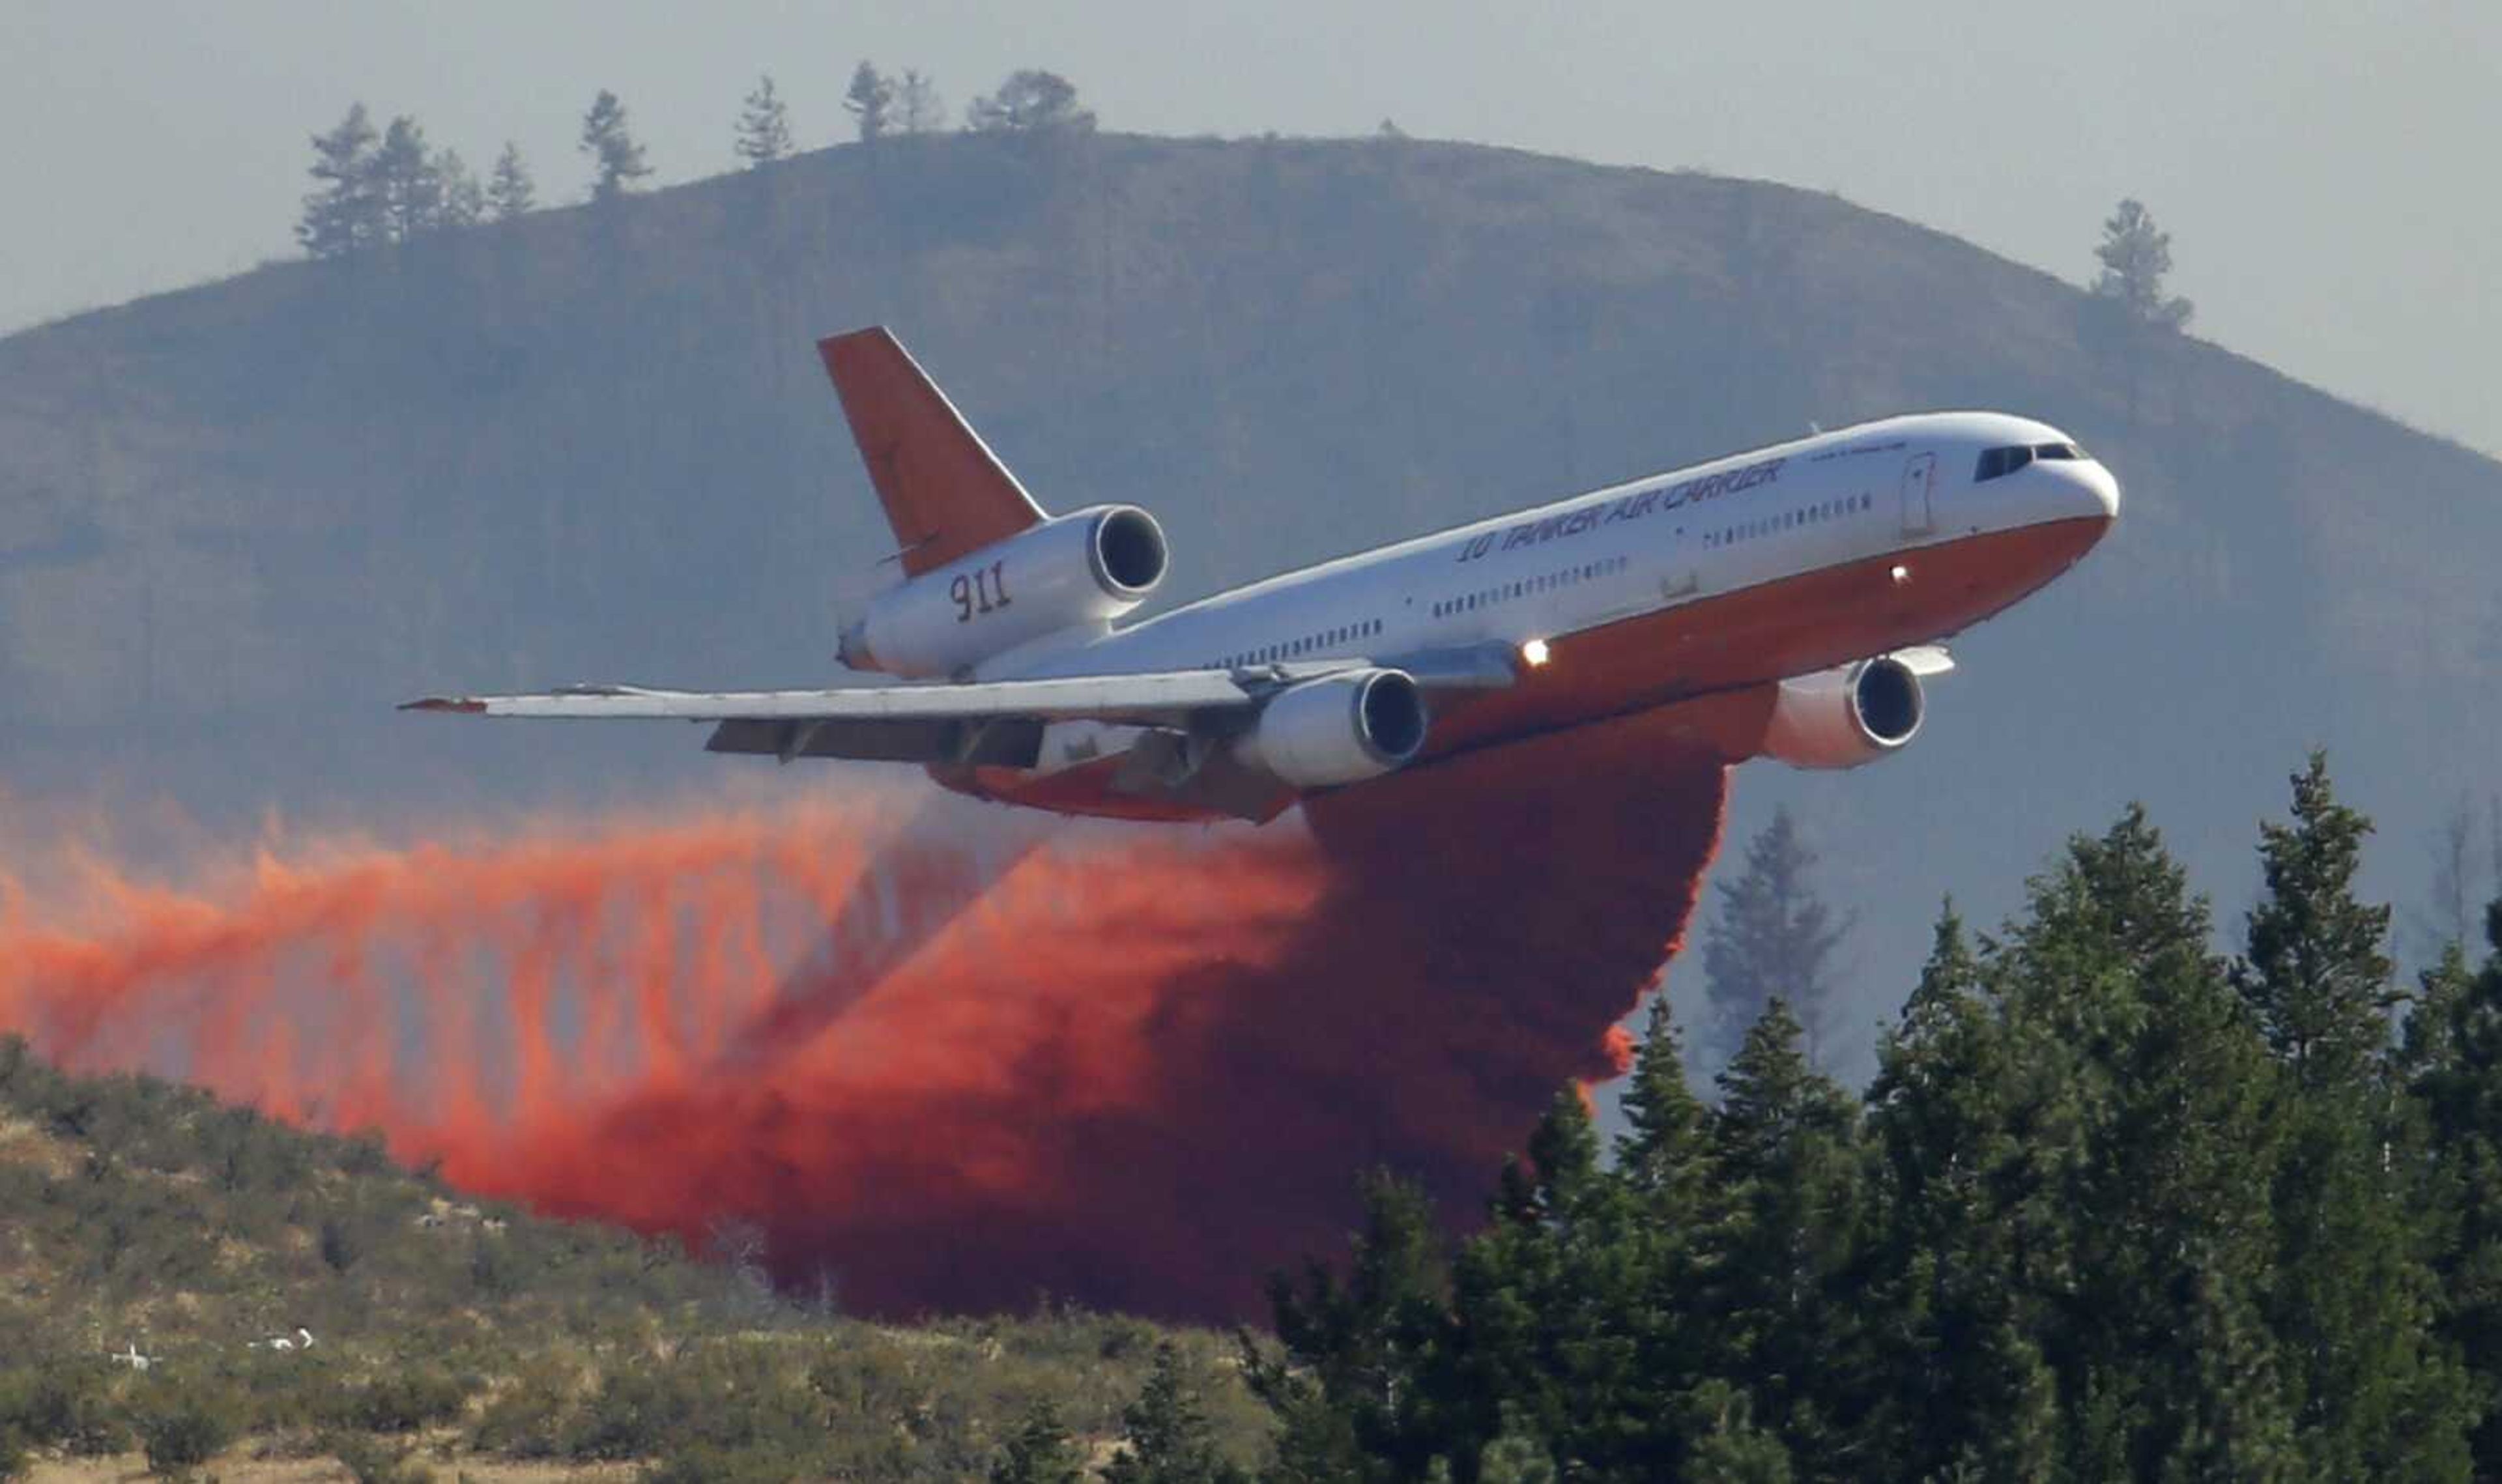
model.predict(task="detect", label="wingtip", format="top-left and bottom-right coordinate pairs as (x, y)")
top-left (399, 696), bottom-right (486, 714)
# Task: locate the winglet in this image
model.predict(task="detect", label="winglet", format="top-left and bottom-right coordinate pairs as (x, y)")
top-left (818, 328), bottom-right (1048, 579)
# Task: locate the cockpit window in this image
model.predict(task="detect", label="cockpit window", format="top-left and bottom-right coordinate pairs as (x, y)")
top-left (1974, 441), bottom-right (2085, 481)
top-left (1976, 445), bottom-right (2032, 481)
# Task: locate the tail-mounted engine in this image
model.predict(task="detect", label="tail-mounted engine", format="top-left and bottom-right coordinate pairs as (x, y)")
top-left (1761, 654), bottom-right (1926, 769)
top-left (839, 505), bottom-right (1168, 678)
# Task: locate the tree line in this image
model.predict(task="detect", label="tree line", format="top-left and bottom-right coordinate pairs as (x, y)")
top-left (295, 64), bottom-right (1097, 261)
top-left (1230, 754), bottom-right (2502, 1481)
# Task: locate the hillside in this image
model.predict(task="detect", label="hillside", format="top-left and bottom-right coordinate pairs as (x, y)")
top-left (0, 1035), bottom-right (1266, 1481)
top-left (3, 130), bottom-right (2499, 1055)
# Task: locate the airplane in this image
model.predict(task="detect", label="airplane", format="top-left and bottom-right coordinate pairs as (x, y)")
top-left (405, 328), bottom-right (2120, 823)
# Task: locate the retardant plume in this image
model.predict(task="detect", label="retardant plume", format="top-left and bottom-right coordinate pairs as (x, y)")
top-left (0, 711), bottom-right (1729, 1320)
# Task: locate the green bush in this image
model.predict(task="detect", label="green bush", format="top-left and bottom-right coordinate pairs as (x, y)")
top-left (326, 1429), bottom-right (437, 1484)
top-left (0, 1427), bottom-right (27, 1483)
top-left (134, 1384), bottom-right (237, 1477)
top-left (644, 1440), bottom-right (833, 1484)
top-left (470, 1363), bottom-right (572, 1459)
top-left (332, 1369), bottom-right (474, 1433)
top-left (0, 1362), bottom-right (128, 1456)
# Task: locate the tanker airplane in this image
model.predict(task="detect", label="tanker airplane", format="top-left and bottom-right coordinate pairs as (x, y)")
top-left (406, 328), bottom-right (2120, 822)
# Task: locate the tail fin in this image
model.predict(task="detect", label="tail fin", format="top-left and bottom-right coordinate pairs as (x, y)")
top-left (818, 328), bottom-right (1047, 578)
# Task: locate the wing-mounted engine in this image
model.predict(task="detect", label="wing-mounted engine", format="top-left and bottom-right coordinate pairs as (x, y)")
top-left (839, 505), bottom-right (1168, 678)
top-left (1760, 653), bottom-right (1931, 769)
top-left (1233, 669), bottom-right (1429, 787)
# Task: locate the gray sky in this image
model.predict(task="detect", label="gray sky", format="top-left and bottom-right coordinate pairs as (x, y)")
top-left (5, 0), bottom-right (2497, 455)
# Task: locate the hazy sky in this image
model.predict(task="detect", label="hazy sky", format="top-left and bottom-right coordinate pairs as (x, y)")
top-left (5, 1), bottom-right (2497, 454)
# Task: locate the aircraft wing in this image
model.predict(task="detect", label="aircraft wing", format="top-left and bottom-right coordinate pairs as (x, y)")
top-left (403, 669), bottom-right (1273, 728)
top-left (404, 650), bottom-right (1522, 767)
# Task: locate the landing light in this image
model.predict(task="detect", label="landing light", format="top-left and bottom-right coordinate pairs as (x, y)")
top-left (1520, 638), bottom-right (1552, 668)
top-left (1890, 564), bottom-right (1910, 584)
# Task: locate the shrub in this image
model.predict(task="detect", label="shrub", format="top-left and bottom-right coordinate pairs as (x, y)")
top-left (332, 1369), bottom-right (474, 1433)
top-left (0, 1362), bottom-right (128, 1456)
top-left (470, 1364), bottom-right (573, 1459)
top-left (134, 1386), bottom-right (236, 1477)
top-left (327, 1429), bottom-right (437, 1484)
top-left (0, 1428), bottom-right (26, 1483)
top-left (645, 1441), bottom-right (831, 1484)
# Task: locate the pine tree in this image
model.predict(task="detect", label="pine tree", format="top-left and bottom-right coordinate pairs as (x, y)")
top-left (966, 70), bottom-right (1097, 135)
top-left (433, 150), bottom-right (485, 229)
top-left (2237, 753), bottom-right (2398, 1087)
top-left (2007, 806), bottom-right (2301, 1477)
top-left (485, 141), bottom-right (536, 220)
top-left (895, 70), bottom-right (947, 134)
top-left (1252, 1173), bottom-right (1453, 1482)
top-left (369, 115), bottom-right (442, 243)
top-left (1104, 1343), bottom-right (1248, 1484)
top-left (2234, 756), bottom-right (2471, 1474)
top-left (1699, 808), bottom-right (1850, 1068)
top-left (1704, 998), bottom-right (1866, 1470)
top-left (580, 89), bottom-right (652, 203)
top-left (1860, 902), bottom-right (2052, 1479)
top-left (844, 61), bottom-right (895, 142)
top-left (2092, 198), bottom-right (2193, 331)
top-left (989, 1399), bottom-right (1084, 1484)
top-left (2408, 906), bottom-right (2502, 1471)
top-left (297, 103), bottom-right (382, 259)
top-left (734, 74), bottom-right (793, 166)
top-left (1450, 1089), bottom-right (1665, 1476)
top-left (1617, 995), bottom-right (1712, 1214)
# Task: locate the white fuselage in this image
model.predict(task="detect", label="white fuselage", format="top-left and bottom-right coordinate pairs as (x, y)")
top-left (998, 412), bottom-right (2116, 689)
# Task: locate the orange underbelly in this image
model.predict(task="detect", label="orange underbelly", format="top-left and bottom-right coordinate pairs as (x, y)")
top-left (1422, 516), bottom-right (2106, 756)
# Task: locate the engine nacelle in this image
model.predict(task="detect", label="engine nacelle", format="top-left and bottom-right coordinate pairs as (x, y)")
top-left (1761, 655), bottom-right (1926, 769)
top-left (839, 506), bottom-right (1168, 678)
top-left (1235, 670), bottom-right (1429, 788)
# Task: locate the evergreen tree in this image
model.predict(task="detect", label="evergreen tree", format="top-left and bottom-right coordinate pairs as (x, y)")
top-left (734, 74), bottom-right (793, 166)
top-left (1105, 1343), bottom-right (1248, 1484)
top-left (1704, 999), bottom-right (1867, 1472)
top-left (2009, 807), bottom-right (2302, 1478)
top-left (2408, 905), bottom-right (2502, 1470)
top-left (844, 61), bottom-right (895, 142)
top-left (966, 70), bottom-right (1097, 135)
top-left (1450, 1089), bottom-right (1663, 1477)
top-left (895, 69), bottom-right (948, 134)
top-left (2226, 756), bottom-right (2471, 1473)
top-left (485, 141), bottom-right (536, 220)
top-left (2237, 752), bottom-right (2398, 1087)
top-left (1699, 808), bottom-right (1850, 1068)
top-left (1252, 1173), bottom-right (1454, 1482)
top-left (433, 150), bottom-right (485, 229)
top-left (989, 1398), bottom-right (1084, 1484)
top-left (296, 102), bottom-right (382, 259)
top-left (580, 89), bottom-right (653, 202)
top-left (1616, 996), bottom-right (1712, 1215)
top-left (1860, 903), bottom-right (2059, 1481)
top-left (369, 115), bottom-right (442, 243)
top-left (2092, 198), bottom-right (2193, 331)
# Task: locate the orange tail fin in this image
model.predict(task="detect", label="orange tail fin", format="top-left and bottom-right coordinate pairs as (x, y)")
top-left (818, 328), bottom-right (1047, 578)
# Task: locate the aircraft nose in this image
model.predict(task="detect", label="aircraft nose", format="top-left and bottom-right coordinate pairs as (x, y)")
top-left (2079, 459), bottom-right (2120, 521)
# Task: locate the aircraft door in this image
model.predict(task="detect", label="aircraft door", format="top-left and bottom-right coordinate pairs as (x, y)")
top-left (1899, 451), bottom-right (1937, 536)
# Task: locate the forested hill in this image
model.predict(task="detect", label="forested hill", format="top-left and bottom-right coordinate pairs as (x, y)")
top-left (5, 132), bottom-right (2499, 1038)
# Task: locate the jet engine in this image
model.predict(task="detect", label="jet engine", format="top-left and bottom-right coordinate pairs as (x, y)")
top-left (1760, 654), bottom-right (1926, 769)
top-left (1235, 670), bottom-right (1429, 787)
top-left (839, 506), bottom-right (1168, 678)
